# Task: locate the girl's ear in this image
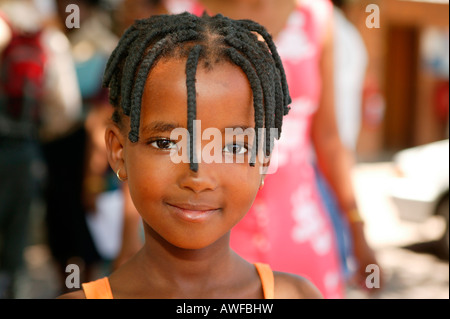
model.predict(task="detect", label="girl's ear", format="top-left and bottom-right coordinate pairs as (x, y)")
top-left (105, 123), bottom-right (126, 176)
top-left (262, 155), bottom-right (271, 167)
top-left (258, 154), bottom-right (271, 183)
top-left (260, 154), bottom-right (271, 170)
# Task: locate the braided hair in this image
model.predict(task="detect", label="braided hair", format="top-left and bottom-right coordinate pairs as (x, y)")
top-left (103, 12), bottom-right (291, 172)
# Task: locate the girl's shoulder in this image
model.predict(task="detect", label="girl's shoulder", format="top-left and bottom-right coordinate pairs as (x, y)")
top-left (57, 289), bottom-right (86, 299)
top-left (55, 269), bottom-right (323, 299)
top-left (273, 271), bottom-right (324, 299)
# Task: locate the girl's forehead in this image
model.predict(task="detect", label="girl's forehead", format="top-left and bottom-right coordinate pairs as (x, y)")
top-left (145, 56), bottom-right (252, 99)
top-left (141, 57), bottom-right (255, 127)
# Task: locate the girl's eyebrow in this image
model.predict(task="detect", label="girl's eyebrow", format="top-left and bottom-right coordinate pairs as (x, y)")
top-left (142, 121), bottom-right (254, 135)
top-left (221, 125), bottom-right (254, 134)
top-left (142, 121), bottom-right (183, 135)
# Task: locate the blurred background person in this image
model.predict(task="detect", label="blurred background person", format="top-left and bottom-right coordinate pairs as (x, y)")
top-left (165, 0), bottom-right (380, 298)
top-left (107, 0), bottom-right (172, 271)
top-left (113, 0), bottom-right (168, 36)
top-left (312, 0), bottom-right (370, 283)
top-left (0, 0), bottom-right (82, 298)
top-left (0, 8), bottom-right (10, 51)
top-left (46, 0), bottom-right (158, 288)
top-left (39, 0), bottom-right (119, 293)
top-left (331, 0), bottom-right (367, 153)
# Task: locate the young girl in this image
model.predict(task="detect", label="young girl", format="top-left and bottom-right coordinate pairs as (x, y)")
top-left (165, 0), bottom-right (381, 299)
top-left (59, 11), bottom-right (322, 299)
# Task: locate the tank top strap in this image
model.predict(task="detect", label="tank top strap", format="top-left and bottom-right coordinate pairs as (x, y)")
top-left (254, 263), bottom-right (275, 299)
top-left (82, 277), bottom-right (113, 299)
top-left (81, 267), bottom-right (272, 299)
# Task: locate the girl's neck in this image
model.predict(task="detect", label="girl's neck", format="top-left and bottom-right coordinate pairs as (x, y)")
top-left (143, 225), bottom-right (235, 277)
top-left (114, 224), bottom-right (252, 298)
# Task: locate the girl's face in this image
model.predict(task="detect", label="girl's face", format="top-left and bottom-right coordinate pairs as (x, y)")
top-left (109, 57), bottom-right (264, 250)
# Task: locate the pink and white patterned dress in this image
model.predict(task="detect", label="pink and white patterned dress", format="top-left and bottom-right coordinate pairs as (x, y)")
top-left (166, 0), bottom-right (344, 299)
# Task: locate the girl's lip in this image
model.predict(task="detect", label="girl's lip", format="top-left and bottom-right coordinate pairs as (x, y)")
top-left (167, 203), bottom-right (221, 223)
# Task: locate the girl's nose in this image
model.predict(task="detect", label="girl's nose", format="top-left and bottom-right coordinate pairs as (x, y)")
top-left (178, 163), bottom-right (218, 194)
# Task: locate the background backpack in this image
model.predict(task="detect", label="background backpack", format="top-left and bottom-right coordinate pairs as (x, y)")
top-left (0, 18), bottom-right (47, 138)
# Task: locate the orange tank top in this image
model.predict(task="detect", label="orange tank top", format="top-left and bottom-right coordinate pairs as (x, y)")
top-left (82, 262), bottom-right (274, 299)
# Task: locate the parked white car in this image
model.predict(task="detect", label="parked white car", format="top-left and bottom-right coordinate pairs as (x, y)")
top-left (389, 139), bottom-right (449, 258)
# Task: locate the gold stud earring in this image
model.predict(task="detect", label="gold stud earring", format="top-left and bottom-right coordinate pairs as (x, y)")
top-left (116, 168), bottom-right (126, 182)
top-left (259, 180), bottom-right (265, 190)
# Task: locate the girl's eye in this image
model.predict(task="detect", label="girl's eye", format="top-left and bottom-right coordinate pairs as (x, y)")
top-left (150, 139), bottom-right (177, 150)
top-left (223, 143), bottom-right (248, 155)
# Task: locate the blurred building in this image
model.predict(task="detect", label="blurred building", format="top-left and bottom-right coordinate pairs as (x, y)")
top-left (344, 0), bottom-right (449, 160)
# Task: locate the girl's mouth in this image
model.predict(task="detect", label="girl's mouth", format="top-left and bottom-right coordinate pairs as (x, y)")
top-left (166, 203), bottom-right (221, 223)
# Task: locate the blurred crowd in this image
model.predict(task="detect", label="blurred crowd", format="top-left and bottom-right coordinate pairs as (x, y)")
top-left (0, 0), bottom-right (133, 298)
top-left (0, 0), bottom-right (443, 299)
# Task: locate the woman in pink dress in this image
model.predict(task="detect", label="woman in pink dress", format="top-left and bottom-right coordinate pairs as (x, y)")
top-left (164, 0), bottom-right (379, 299)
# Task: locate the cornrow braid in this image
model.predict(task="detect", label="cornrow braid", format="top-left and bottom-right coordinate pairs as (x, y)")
top-left (185, 44), bottom-right (203, 172)
top-left (129, 29), bottom-right (201, 142)
top-left (224, 32), bottom-right (276, 156)
top-left (104, 12), bottom-right (291, 171)
top-left (225, 47), bottom-right (264, 166)
top-left (121, 17), bottom-right (200, 115)
top-left (128, 37), bottom-right (170, 143)
top-left (236, 19), bottom-right (291, 111)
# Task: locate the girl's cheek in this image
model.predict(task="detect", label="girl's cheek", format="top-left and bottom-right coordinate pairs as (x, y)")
top-left (227, 164), bottom-right (261, 196)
